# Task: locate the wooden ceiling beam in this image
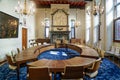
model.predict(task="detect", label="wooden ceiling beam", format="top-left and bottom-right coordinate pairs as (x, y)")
top-left (34, 0), bottom-right (86, 8)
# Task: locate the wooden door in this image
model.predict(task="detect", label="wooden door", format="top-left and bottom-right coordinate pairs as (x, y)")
top-left (22, 28), bottom-right (27, 49)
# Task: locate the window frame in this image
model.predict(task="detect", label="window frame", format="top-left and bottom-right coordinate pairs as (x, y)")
top-left (113, 18), bottom-right (120, 42)
top-left (113, 0), bottom-right (120, 42)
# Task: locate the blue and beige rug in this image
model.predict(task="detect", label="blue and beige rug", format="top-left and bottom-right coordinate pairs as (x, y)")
top-left (0, 48), bottom-right (120, 80)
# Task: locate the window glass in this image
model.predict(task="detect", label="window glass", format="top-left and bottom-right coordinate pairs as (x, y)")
top-left (45, 27), bottom-right (49, 38)
top-left (117, 0), bottom-right (120, 3)
top-left (45, 18), bottom-right (50, 38)
top-left (86, 28), bottom-right (90, 42)
top-left (71, 19), bottom-right (75, 27)
top-left (86, 13), bottom-right (91, 43)
top-left (70, 19), bottom-right (75, 38)
top-left (45, 18), bottom-right (50, 27)
top-left (71, 27), bottom-right (75, 38)
top-left (116, 5), bottom-right (120, 18)
top-left (93, 26), bottom-right (98, 43)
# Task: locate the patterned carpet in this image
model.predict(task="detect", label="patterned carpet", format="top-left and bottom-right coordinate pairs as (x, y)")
top-left (85, 58), bottom-right (120, 80)
top-left (37, 48), bottom-right (80, 60)
top-left (0, 48), bottom-right (120, 80)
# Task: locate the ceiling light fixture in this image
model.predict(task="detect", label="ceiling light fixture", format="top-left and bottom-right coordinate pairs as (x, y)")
top-left (15, 0), bottom-right (35, 16)
top-left (74, 8), bottom-right (81, 28)
top-left (86, 0), bottom-right (104, 16)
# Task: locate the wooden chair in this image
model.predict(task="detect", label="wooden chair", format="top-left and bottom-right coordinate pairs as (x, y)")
top-left (94, 48), bottom-right (105, 59)
top-left (6, 52), bottom-right (26, 70)
top-left (38, 43), bottom-right (41, 46)
top-left (70, 39), bottom-right (76, 44)
top-left (6, 54), bottom-right (17, 70)
top-left (97, 48), bottom-right (101, 54)
top-left (22, 46), bottom-right (26, 50)
top-left (34, 49), bottom-right (40, 56)
top-left (61, 65), bottom-right (84, 80)
top-left (105, 46), bottom-right (116, 60)
top-left (33, 43), bottom-right (38, 46)
top-left (17, 48), bottom-right (20, 54)
top-left (85, 58), bottom-right (101, 78)
top-left (100, 50), bottom-right (105, 59)
top-left (28, 67), bottom-right (52, 80)
top-left (115, 47), bottom-right (120, 56)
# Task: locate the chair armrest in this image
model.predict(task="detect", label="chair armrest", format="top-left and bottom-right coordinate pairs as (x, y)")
top-left (61, 72), bottom-right (65, 76)
top-left (49, 72), bottom-right (53, 80)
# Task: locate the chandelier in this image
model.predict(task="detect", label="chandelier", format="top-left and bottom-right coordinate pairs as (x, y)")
top-left (86, 0), bottom-right (104, 16)
top-left (74, 21), bottom-right (81, 28)
top-left (15, 0), bottom-right (35, 16)
top-left (74, 8), bottom-right (81, 27)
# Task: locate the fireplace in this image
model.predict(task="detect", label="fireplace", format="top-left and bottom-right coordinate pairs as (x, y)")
top-left (50, 5), bottom-right (70, 43)
top-left (50, 31), bottom-right (70, 43)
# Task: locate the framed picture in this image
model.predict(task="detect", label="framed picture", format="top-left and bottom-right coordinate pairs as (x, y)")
top-left (0, 11), bottom-right (19, 38)
top-left (113, 18), bottom-right (120, 42)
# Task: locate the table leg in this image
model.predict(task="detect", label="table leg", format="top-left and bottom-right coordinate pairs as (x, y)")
top-left (17, 65), bottom-right (20, 80)
top-left (55, 72), bottom-right (61, 80)
top-left (112, 55), bottom-right (114, 62)
top-left (54, 73), bottom-right (56, 80)
top-left (116, 56), bottom-right (120, 67)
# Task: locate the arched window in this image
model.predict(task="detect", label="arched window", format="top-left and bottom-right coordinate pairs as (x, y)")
top-left (70, 19), bottom-right (75, 38)
top-left (116, 1), bottom-right (120, 18)
top-left (113, 0), bottom-right (120, 42)
top-left (45, 18), bottom-right (50, 38)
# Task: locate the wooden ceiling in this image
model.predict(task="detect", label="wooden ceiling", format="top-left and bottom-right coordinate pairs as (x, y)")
top-left (33, 0), bottom-right (92, 9)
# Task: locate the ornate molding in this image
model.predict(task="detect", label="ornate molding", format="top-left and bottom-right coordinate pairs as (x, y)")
top-left (52, 9), bottom-right (68, 26)
top-left (57, 27), bottom-right (63, 31)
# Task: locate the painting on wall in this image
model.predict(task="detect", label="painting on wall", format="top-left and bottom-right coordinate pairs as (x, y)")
top-left (113, 18), bottom-right (120, 42)
top-left (0, 11), bottom-right (19, 38)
